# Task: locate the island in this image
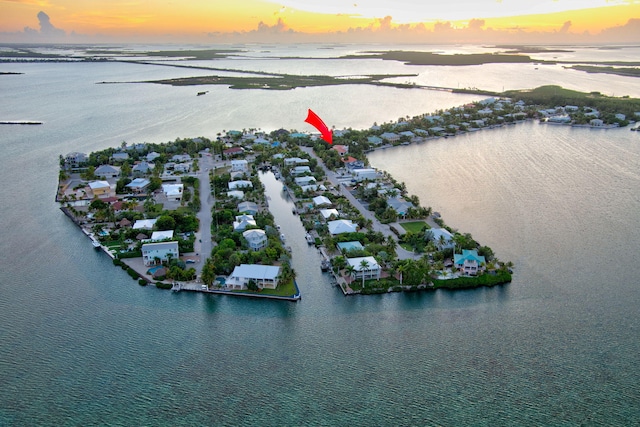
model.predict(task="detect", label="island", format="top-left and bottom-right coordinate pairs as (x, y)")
top-left (58, 86), bottom-right (638, 298)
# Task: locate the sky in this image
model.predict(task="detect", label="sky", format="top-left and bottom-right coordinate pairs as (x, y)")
top-left (0, 0), bottom-right (639, 44)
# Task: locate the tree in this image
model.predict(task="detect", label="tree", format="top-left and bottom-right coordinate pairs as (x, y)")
top-left (155, 215), bottom-right (176, 231)
top-left (345, 264), bottom-right (356, 283)
top-left (359, 259), bottom-right (370, 289)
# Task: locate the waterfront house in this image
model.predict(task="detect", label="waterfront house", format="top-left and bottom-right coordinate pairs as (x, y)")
top-left (453, 249), bottom-right (486, 276)
top-left (231, 159), bottom-right (249, 172)
top-left (294, 176), bottom-right (316, 186)
top-left (300, 184), bottom-right (319, 193)
top-left (162, 183), bottom-right (184, 201)
top-left (88, 180), bottom-right (112, 198)
top-left (590, 119), bottom-right (604, 127)
top-left (148, 230), bottom-right (174, 242)
top-left (242, 229), bottom-right (268, 251)
top-left (328, 219), bottom-right (358, 235)
top-left (351, 168), bottom-right (378, 182)
top-left (313, 195), bottom-right (332, 206)
top-left (64, 152), bottom-right (88, 169)
top-left (367, 136), bottom-right (383, 146)
top-left (387, 197), bottom-right (414, 217)
top-left (142, 241), bottom-right (179, 266)
top-left (226, 264), bottom-right (281, 290)
top-left (237, 201), bottom-right (259, 215)
top-left (233, 214), bottom-right (257, 232)
top-left (94, 164), bottom-right (121, 179)
top-left (380, 132), bottom-right (400, 142)
top-left (346, 256), bottom-right (381, 281)
top-left (429, 228), bottom-right (454, 250)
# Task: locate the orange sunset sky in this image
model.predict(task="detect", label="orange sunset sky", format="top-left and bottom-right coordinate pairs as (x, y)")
top-left (1, 0), bottom-right (639, 43)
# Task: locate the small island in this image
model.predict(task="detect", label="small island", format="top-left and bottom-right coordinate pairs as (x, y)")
top-left (57, 85), bottom-right (639, 299)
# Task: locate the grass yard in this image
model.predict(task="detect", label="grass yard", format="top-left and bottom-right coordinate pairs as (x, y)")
top-left (399, 221), bottom-right (429, 234)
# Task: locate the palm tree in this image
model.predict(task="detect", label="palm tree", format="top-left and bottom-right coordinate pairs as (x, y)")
top-left (359, 259), bottom-right (370, 289)
top-left (345, 264), bottom-right (356, 283)
top-left (397, 262), bottom-right (407, 286)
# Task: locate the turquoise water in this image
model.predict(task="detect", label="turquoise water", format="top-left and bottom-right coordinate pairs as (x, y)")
top-left (0, 45), bottom-right (639, 425)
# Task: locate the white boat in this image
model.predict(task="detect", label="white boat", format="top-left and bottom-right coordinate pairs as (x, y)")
top-left (305, 233), bottom-right (314, 244)
top-left (92, 240), bottom-right (101, 249)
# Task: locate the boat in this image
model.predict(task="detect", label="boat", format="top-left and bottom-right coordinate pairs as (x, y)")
top-left (197, 91), bottom-right (208, 96)
top-left (92, 240), bottom-right (101, 249)
top-left (320, 259), bottom-right (331, 272)
top-left (305, 233), bottom-right (314, 245)
top-left (280, 233), bottom-right (286, 241)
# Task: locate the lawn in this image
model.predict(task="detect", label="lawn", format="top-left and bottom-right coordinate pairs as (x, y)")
top-left (399, 221), bottom-right (429, 234)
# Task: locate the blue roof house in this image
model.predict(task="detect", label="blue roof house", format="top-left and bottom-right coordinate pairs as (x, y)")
top-left (453, 249), bottom-right (486, 276)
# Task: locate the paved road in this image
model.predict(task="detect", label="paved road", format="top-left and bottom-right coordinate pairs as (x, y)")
top-left (300, 146), bottom-right (421, 260)
top-left (194, 154), bottom-right (215, 275)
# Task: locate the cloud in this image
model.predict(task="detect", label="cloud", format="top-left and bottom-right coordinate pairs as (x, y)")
top-left (559, 21), bottom-right (572, 33)
top-left (35, 10), bottom-right (65, 36)
top-left (1, 10), bottom-right (67, 42)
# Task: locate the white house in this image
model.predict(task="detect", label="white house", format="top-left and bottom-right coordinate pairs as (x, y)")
top-left (146, 151), bottom-right (161, 162)
top-left (162, 183), bottom-right (184, 201)
top-left (228, 180), bottom-right (253, 190)
top-left (454, 249), bottom-right (486, 276)
top-left (346, 256), bottom-right (381, 281)
top-left (148, 230), bottom-right (174, 242)
top-left (142, 241), bottom-right (179, 266)
top-left (233, 214), bottom-right (257, 231)
top-left (313, 195), bottom-right (332, 206)
top-left (237, 201), bottom-right (259, 215)
top-left (300, 184), bottom-right (319, 193)
top-left (133, 218), bottom-right (158, 230)
top-left (284, 157), bottom-right (309, 166)
top-left (319, 208), bottom-right (339, 220)
top-left (125, 178), bottom-right (150, 193)
top-left (226, 190), bottom-right (244, 199)
top-left (94, 164), bottom-right (121, 179)
top-left (242, 229), bottom-right (268, 251)
top-left (590, 119), bottom-right (604, 127)
top-left (351, 168), bottom-right (378, 182)
top-left (226, 264), bottom-right (281, 290)
top-left (328, 219), bottom-right (358, 235)
top-left (231, 159), bottom-right (249, 172)
top-left (294, 176), bottom-right (316, 186)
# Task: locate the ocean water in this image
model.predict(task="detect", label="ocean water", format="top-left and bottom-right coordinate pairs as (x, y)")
top-left (0, 44), bottom-right (639, 426)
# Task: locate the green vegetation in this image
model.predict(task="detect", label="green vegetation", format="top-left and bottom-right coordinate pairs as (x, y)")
top-left (399, 221), bottom-right (429, 234)
top-left (343, 51), bottom-right (536, 66)
top-left (568, 65), bottom-right (640, 78)
top-left (432, 271), bottom-right (512, 289)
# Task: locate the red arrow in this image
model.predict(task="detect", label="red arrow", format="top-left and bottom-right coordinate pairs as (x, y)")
top-left (304, 109), bottom-right (332, 144)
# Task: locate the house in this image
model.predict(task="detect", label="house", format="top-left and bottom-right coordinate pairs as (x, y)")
top-left (328, 219), bottom-right (358, 235)
top-left (291, 165), bottom-right (311, 175)
top-left (64, 152), bottom-right (88, 169)
top-left (453, 249), bottom-right (486, 275)
top-left (228, 180), bottom-right (253, 190)
top-left (242, 229), bottom-right (268, 251)
top-left (380, 132), bottom-right (400, 142)
top-left (319, 208), bottom-right (339, 220)
top-left (141, 241), bottom-right (179, 266)
top-left (294, 176), bottom-right (316, 186)
top-left (337, 241), bottom-right (364, 254)
top-left (111, 152), bottom-right (129, 162)
top-left (226, 264), bottom-right (281, 290)
top-left (132, 161), bottom-right (154, 176)
top-left (346, 256), bottom-right (381, 281)
top-left (94, 164), bottom-right (121, 179)
top-left (332, 145), bottom-right (349, 156)
top-left (429, 228), bottom-right (454, 249)
top-left (237, 201), bottom-right (259, 215)
top-left (313, 195), bottom-right (332, 206)
top-left (173, 163), bottom-right (191, 173)
top-left (171, 154), bottom-right (191, 162)
top-left (284, 157), bottom-right (309, 166)
top-left (590, 119), bottom-right (604, 127)
top-left (148, 230), bottom-right (174, 241)
top-left (88, 181), bottom-right (112, 198)
top-left (233, 214), bottom-right (257, 232)
top-left (125, 178), bottom-right (150, 193)
top-left (253, 137), bottom-right (270, 145)
top-left (399, 130), bottom-right (415, 138)
top-left (162, 183), bottom-right (184, 201)
top-left (367, 136), bottom-right (383, 145)
top-left (300, 184), bottom-right (319, 193)
top-left (223, 147), bottom-right (244, 157)
top-left (133, 218), bottom-right (158, 230)
top-left (231, 159), bottom-right (249, 172)
top-left (387, 197), bottom-right (414, 217)
top-left (351, 168), bottom-right (378, 182)
top-left (146, 151), bottom-right (161, 162)
top-left (226, 190), bottom-right (244, 199)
